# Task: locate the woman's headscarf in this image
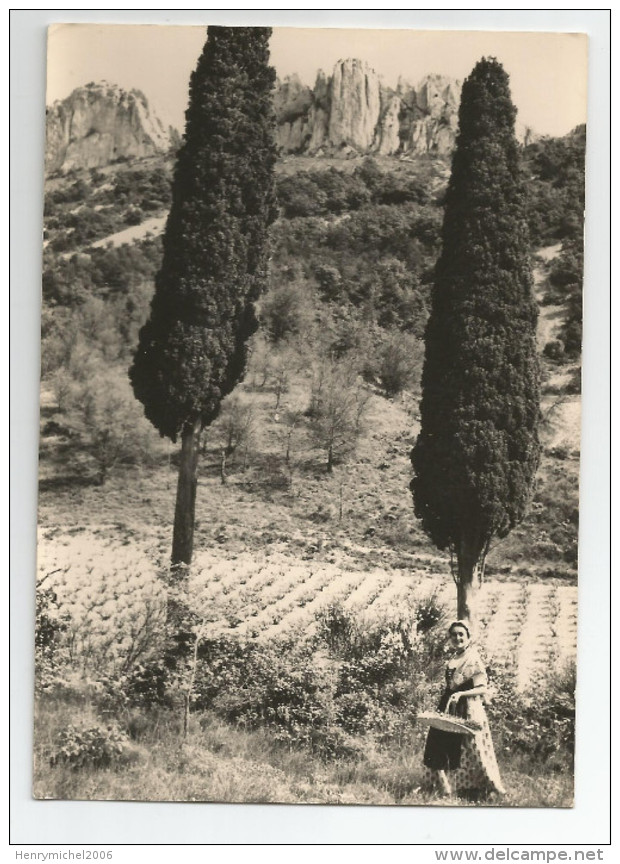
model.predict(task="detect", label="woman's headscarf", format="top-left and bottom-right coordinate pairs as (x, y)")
top-left (448, 619), bottom-right (471, 638)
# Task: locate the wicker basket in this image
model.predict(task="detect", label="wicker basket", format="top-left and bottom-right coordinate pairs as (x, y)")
top-left (417, 711), bottom-right (482, 736)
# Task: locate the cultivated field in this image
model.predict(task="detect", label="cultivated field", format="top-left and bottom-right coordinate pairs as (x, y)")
top-left (38, 524), bottom-right (577, 692)
top-left (37, 240), bottom-right (580, 694)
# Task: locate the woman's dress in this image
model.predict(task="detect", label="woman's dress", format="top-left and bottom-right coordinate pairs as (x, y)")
top-left (422, 645), bottom-right (505, 798)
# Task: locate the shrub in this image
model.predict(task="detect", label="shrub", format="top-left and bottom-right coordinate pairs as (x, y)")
top-left (66, 369), bottom-right (156, 484)
top-left (561, 319), bottom-right (582, 359)
top-left (50, 722), bottom-right (129, 770)
top-left (121, 660), bottom-right (169, 709)
top-left (259, 281), bottom-right (314, 344)
top-left (522, 126), bottom-right (585, 246)
top-left (35, 584), bottom-right (70, 693)
top-left (543, 340), bottom-right (565, 362)
top-left (316, 602), bottom-right (358, 655)
top-left (317, 600), bottom-right (446, 739)
top-left (321, 307), bottom-right (375, 363)
top-left (414, 592), bottom-right (446, 634)
top-left (314, 264), bottom-right (343, 302)
top-left (565, 368), bottom-right (582, 394)
top-left (193, 637), bottom-right (327, 750)
top-left (486, 661), bottom-right (575, 771)
top-left (124, 206), bottom-right (144, 226)
top-left (374, 331), bottom-right (423, 397)
top-left (276, 168), bottom-right (371, 218)
top-left (190, 606), bottom-right (447, 755)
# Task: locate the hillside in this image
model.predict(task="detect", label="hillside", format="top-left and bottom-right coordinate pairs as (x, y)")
top-left (35, 111), bottom-right (583, 807)
top-left (39, 120), bottom-right (584, 581)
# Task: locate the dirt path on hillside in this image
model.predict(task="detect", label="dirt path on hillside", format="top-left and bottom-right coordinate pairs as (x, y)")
top-left (90, 214), bottom-right (168, 249)
top-left (534, 243), bottom-right (563, 350)
top-left (533, 243), bottom-right (581, 452)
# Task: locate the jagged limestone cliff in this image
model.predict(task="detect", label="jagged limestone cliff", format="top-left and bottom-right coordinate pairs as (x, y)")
top-left (45, 82), bottom-right (178, 174)
top-left (47, 66), bottom-right (536, 172)
top-left (275, 62), bottom-right (535, 157)
top-left (275, 62), bottom-right (464, 157)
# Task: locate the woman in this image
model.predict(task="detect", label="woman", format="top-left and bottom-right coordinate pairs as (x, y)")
top-left (422, 620), bottom-right (505, 800)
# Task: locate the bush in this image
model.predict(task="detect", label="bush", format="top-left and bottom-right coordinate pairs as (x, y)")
top-left (193, 637), bottom-right (327, 749)
top-left (543, 340), bottom-right (565, 362)
top-left (565, 369), bottom-right (582, 394)
top-left (276, 167), bottom-right (370, 218)
top-left (50, 722), bottom-right (128, 770)
top-left (259, 281), bottom-right (314, 344)
top-left (35, 584), bottom-right (70, 693)
top-left (414, 592), bottom-right (446, 634)
top-left (317, 600), bottom-right (446, 735)
top-left (122, 660), bottom-right (169, 709)
top-left (486, 661), bottom-right (575, 771)
top-left (314, 265), bottom-right (343, 303)
top-left (561, 319), bottom-right (582, 359)
top-left (316, 603), bottom-right (357, 655)
top-left (186, 599), bottom-right (448, 758)
top-left (374, 331), bottom-right (424, 397)
top-left (124, 206), bottom-right (144, 226)
top-left (65, 369), bottom-right (157, 484)
top-left (522, 127), bottom-right (585, 246)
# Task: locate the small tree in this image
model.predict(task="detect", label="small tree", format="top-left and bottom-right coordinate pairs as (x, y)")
top-left (216, 395), bottom-right (256, 479)
top-left (259, 281), bottom-right (313, 344)
top-left (308, 359), bottom-right (370, 472)
top-left (411, 58), bottom-right (540, 627)
top-left (267, 343), bottom-right (301, 409)
top-left (375, 330), bottom-right (424, 398)
top-left (130, 27), bottom-right (277, 564)
top-left (68, 371), bottom-right (155, 485)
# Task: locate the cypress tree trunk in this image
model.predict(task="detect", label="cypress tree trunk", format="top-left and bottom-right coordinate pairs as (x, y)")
top-left (171, 418), bottom-right (202, 565)
top-left (456, 579), bottom-right (476, 626)
top-left (456, 539), bottom-right (485, 628)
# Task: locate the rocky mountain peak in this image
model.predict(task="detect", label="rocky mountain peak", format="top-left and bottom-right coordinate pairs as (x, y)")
top-left (45, 82), bottom-right (179, 174)
top-left (328, 58), bottom-right (382, 152)
top-left (48, 63), bottom-right (538, 173)
top-left (275, 59), bottom-right (467, 158)
top-left (415, 74), bottom-right (461, 114)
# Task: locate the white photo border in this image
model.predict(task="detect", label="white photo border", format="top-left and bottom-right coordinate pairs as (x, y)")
top-left (10, 7), bottom-right (611, 846)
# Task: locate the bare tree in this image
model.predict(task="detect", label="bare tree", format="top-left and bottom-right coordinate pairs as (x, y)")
top-left (308, 359), bottom-right (371, 472)
top-left (216, 396), bottom-right (257, 481)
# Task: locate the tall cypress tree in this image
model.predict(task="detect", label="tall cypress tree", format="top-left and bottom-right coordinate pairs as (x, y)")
top-left (411, 58), bottom-right (540, 626)
top-left (130, 26), bottom-right (277, 565)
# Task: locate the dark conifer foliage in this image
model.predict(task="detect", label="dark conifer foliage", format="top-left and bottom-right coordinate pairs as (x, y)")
top-left (130, 26), bottom-right (277, 564)
top-left (411, 58), bottom-right (540, 620)
top-left (130, 26), bottom-right (277, 442)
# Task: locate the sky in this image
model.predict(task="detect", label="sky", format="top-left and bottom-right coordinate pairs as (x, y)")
top-left (46, 24), bottom-right (588, 139)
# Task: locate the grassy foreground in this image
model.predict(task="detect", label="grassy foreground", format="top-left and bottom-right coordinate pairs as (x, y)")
top-left (33, 587), bottom-right (575, 810)
top-left (34, 695), bottom-right (572, 808)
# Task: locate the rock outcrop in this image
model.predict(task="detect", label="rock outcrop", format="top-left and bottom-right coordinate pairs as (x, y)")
top-left (328, 59), bottom-right (382, 152)
top-left (48, 65), bottom-right (536, 172)
top-left (273, 74), bottom-right (314, 153)
top-left (45, 82), bottom-right (178, 174)
top-left (274, 63), bottom-right (463, 158)
top-left (274, 61), bottom-right (535, 158)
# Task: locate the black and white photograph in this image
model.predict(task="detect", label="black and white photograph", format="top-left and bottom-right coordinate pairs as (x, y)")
top-left (32, 20), bottom-right (589, 811)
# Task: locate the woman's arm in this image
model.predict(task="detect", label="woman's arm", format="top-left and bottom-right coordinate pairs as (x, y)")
top-left (446, 673), bottom-right (487, 710)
